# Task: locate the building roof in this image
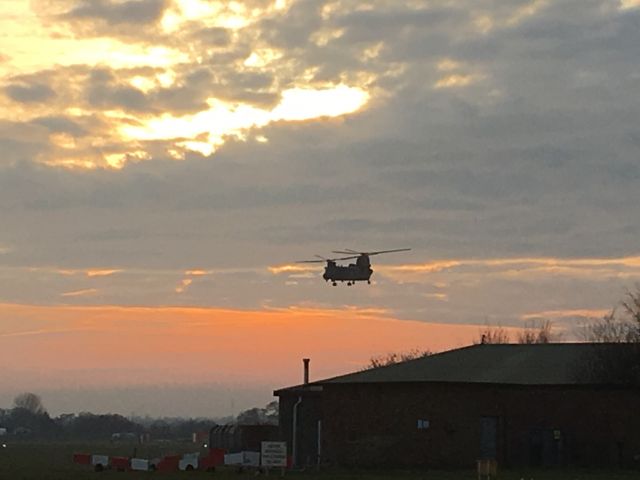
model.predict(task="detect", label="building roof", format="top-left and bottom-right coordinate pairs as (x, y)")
top-left (312, 343), bottom-right (637, 387)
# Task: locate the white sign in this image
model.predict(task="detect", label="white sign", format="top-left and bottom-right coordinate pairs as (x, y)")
top-left (261, 441), bottom-right (287, 467)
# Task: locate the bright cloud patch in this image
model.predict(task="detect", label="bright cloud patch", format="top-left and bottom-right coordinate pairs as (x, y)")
top-left (619, 0), bottom-right (640, 9)
top-left (121, 85), bottom-right (369, 157)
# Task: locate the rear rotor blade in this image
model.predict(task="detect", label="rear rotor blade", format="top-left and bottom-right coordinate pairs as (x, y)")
top-left (367, 248), bottom-right (411, 256)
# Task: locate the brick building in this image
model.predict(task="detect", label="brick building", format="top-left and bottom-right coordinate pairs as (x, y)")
top-left (275, 343), bottom-right (640, 469)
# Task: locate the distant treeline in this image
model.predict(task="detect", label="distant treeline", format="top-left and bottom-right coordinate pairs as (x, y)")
top-left (0, 393), bottom-right (277, 441)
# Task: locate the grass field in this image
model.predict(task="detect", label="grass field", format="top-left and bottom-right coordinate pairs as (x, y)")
top-left (1, 442), bottom-right (639, 480)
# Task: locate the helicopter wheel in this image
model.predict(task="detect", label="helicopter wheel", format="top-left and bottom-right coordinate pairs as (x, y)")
top-left (332, 282), bottom-right (337, 286)
top-left (367, 280), bottom-right (371, 284)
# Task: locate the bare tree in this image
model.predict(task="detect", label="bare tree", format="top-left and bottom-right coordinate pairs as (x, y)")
top-left (581, 309), bottom-right (634, 343)
top-left (576, 287), bottom-right (640, 385)
top-left (582, 288), bottom-right (640, 343)
top-left (475, 325), bottom-right (510, 344)
top-left (517, 320), bottom-right (555, 344)
top-left (621, 288), bottom-right (640, 340)
top-left (365, 348), bottom-right (431, 370)
top-left (13, 392), bottom-right (47, 415)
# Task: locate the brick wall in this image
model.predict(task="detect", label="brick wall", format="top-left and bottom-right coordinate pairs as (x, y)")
top-left (320, 382), bottom-right (640, 468)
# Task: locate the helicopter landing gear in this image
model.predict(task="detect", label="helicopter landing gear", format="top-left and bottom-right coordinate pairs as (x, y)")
top-left (347, 282), bottom-right (352, 286)
top-left (367, 280), bottom-right (371, 284)
top-left (332, 281), bottom-right (337, 286)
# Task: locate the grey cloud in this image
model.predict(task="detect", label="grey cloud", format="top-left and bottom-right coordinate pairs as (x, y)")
top-left (87, 84), bottom-right (151, 112)
top-left (258, 0), bottom-right (326, 48)
top-left (31, 116), bottom-right (87, 136)
top-left (5, 83), bottom-right (56, 103)
top-left (85, 67), bottom-right (153, 112)
top-left (232, 72), bottom-right (274, 90)
top-left (79, 63), bottom-right (276, 114)
top-left (190, 26), bottom-right (232, 47)
top-left (0, 122), bottom-right (51, 165)
top-left (62, 0), bottom-right (168, 26)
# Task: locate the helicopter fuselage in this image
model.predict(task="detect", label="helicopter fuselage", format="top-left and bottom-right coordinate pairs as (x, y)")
top-left (296, 248), bottom-right (409, 286)
top-left (322, 256), bottom-right (373, 285)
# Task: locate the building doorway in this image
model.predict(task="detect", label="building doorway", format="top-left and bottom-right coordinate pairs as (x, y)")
top-left (480, 416), bottom-right (499, 460)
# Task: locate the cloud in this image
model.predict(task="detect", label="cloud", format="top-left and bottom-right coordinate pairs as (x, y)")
top-left (189, 26), bottom-right (232, 47)
top-left (86, 69), bottom-right (154, 112)
top-left (4, 84), bottom-right (56, 103)
top-left (61, 288), bottom-right (99, 297)
top-left (520, 308), bottom-right (610, 322)
top-left (620, 0), bottom-right (640, 9)
top-left (0, 0), bottom-right (640, 352)
top-left (86, 269), bottom-right (122, 277)
top-left (62, 0), bottom-right (169, 26)
top-left (31, 116), bottom-right (87, 136)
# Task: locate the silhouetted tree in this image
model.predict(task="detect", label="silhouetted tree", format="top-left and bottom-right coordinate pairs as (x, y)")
top-left (65, 413), bottom-right (142, 440)
top-left (7, 393), bottom-right (57, 437)
top-left (148, 419), bottom-right (171, 438)
top-left (364, 348), bottom-right (431, 369)
top-left (517, 320), bottom-right (556, 344)
top-left (13, 392), bottom-right (46, 415)
top-left (581, 309), bottom-right (632, 342)
top-left (236, 400), bottom-right (278, 425)
top-left (475, 325), bottom-right (510, 344)
top-left (577, 287), bottom-right (640, 384)
top-left (582, 289), bottom-right (640, 343)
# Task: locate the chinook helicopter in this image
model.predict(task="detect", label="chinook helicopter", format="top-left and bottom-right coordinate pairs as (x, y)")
top-left (297, 248), bottom-right (411, 286)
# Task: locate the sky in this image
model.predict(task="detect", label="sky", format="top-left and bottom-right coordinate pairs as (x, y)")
top-left (1, 0), bottom-right (640, 417)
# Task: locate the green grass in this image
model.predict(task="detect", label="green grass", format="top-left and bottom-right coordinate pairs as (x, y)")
top-left (0, 442), bottom-right (639, 480)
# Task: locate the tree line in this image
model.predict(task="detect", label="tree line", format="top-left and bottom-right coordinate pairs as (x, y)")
top-left (0, 393), bottom-right (278, 441)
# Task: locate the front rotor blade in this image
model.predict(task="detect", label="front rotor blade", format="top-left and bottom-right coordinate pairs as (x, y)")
top-left (336, 256), bottom-right (359, 261)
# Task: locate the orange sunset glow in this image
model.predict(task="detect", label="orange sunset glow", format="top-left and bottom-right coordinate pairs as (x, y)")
top-left (0, 303), bottom-right (481, 388)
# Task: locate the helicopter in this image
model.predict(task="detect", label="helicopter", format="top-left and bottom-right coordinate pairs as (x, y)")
top-left (297, 248), bottom-right (411, 286)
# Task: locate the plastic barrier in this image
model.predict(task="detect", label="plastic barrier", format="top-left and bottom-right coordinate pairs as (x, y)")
top-left (131, 458), bottom-right (150, 471)
top-left (72, 453), bottom-right (91, 465)
top-left (224, 451), bottom-right (260, 467)
top-left (91, 454), bottom-right (109, 472)
top-left (156, 454), bottom-right (180, 472)
top-left (199, 448), bottom-right (225, 471)
top-left (111, 456), bottom-right (130, 471)
top-left (179, 452), bottom-right (199, 471)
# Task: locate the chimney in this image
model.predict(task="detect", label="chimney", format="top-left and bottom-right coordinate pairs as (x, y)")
top-left (303, 358), bottom-right (310, 385)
